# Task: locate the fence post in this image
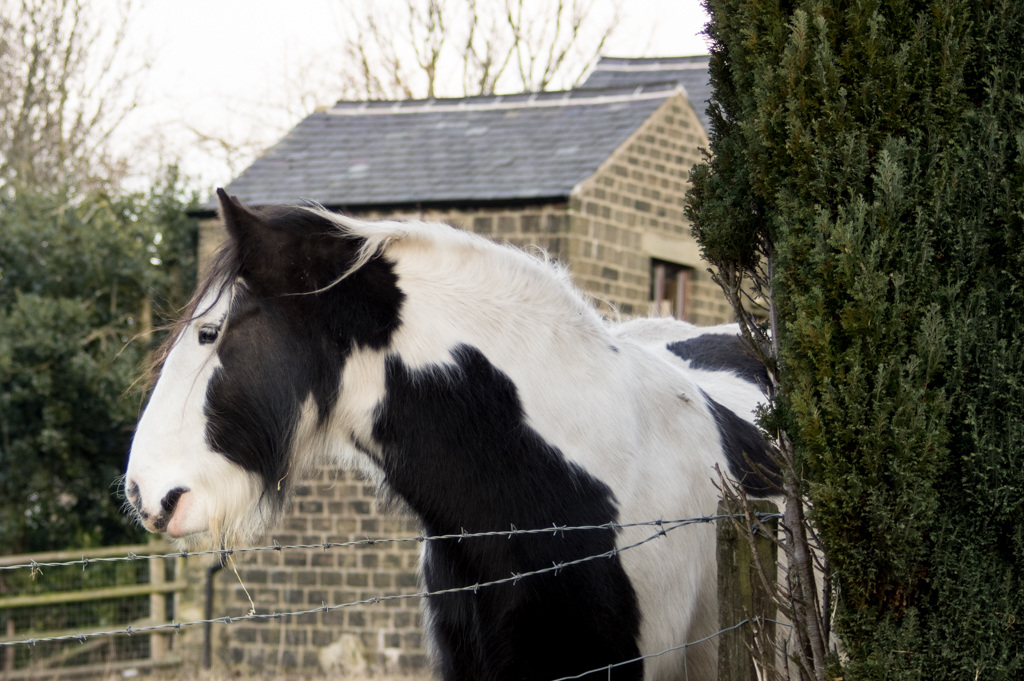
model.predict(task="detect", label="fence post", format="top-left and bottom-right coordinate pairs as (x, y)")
top-left (4, 618), bottom-right (14, 672)
top-left (717, 499), bottom-right (778, 681)
top-left (149, 555), bottom-right (167, 662)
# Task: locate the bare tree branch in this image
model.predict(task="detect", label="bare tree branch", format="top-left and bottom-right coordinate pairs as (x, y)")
top-left (0, 0), bottom-right (146, 195)
top-left (462, 0), bottom-right (516, 95)
top-left (407, 0), bottom-right (447, 98)
top-left (331, 0), bottom-right (621, 100)
top-left (702, 218), bottom-right (835, 680)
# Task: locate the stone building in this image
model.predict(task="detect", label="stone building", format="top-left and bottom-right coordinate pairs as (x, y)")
top-left (192, 55), bottom-right (731, 676)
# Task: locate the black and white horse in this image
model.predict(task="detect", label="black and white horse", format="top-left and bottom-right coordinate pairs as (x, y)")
top-left (125, 191), bottom-right (776, 681)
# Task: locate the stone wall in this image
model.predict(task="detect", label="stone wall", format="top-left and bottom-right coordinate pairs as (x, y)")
top-left (212, 468), bottom-right (427, 676)
top-left (355, 202), bottom-right (572, 262)
top-left (567, 92), bottom-right (733, 324)
top-left (203, 96), bottom-right (735, 323)
top-left (192, 96), bottom-right (736, 676)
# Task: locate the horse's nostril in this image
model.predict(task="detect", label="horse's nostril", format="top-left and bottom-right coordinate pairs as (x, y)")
top-left (125, 481), bottom-right (148, 519)
top-left (161, 487), bottom-right (188, 517)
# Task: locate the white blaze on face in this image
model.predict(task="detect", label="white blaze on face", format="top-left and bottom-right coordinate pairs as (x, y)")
top-left (125, 284), bottom-right (263, 548)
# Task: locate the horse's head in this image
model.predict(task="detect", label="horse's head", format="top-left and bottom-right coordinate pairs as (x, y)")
top-left (124, 191), bottom-right (403, 547)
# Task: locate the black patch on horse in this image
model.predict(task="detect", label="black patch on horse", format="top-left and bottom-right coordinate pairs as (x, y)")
top-left (204, 203), bottom-right (404, 500)
top-left (372, 345), bottom-right (642, 681)
top-left (701, 390), bottom-right (779, 497)
top-left (667, 334), bottom-right (771, 389)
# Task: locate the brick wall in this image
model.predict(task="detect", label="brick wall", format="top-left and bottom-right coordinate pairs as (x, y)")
top-left (200, 194), bottom-right (734, 675)
top-left (193, 96), bottom-right (735, 676)
top-left (213, 468), bottom-right (427, 676)
top-left (201, 204), bottom-right (573, 264)
top-left (355, 202), bottom-right (572, 264)
top-left (566, 92), bottom-right (733, 324)
top-left (303, 193), bottom-right (732, 325)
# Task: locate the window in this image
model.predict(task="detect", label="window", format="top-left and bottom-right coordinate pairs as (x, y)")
top-left (650, 259), bottom-right (692, 320)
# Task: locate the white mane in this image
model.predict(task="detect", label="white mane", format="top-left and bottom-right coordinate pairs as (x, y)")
top-left (311, 205), bottom-right (610, 347)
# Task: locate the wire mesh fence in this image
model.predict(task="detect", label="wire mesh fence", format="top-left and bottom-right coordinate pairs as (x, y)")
top-left (0, 544), bottom-right (186, 676)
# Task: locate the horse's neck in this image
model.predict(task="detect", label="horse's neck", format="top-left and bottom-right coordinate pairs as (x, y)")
top-left (328, 237), bottom-right (621, 464)
top-left (324, 238), bottom-right (718, 531)
top-left (386, 238), bottom-right (610, 367)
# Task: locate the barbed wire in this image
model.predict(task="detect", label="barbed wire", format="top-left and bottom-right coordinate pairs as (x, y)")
top-left (549, 616), bottom-right (792, 681)
top-left (0, 514), bottom-right (782, 650)
top-left (0, 512), bottom-right (782, 574)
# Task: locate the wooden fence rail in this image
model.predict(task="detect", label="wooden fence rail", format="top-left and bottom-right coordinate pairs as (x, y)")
top-left (0, 543), bottom-right (186, 678)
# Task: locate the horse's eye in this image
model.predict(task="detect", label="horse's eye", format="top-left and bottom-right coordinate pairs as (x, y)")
top-left (198, 325), bottom-right (220, 345)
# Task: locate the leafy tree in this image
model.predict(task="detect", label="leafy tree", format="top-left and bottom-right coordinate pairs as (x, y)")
top-left (689, 0), bottom-right (1023, 678)
top-left (0, 0), bottom-right (193, 555)
top-left (0, 168), bottom-right (198, 553)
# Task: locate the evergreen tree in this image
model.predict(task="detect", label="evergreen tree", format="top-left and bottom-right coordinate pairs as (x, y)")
top-left (689, 0), bottom-right (1023, 677)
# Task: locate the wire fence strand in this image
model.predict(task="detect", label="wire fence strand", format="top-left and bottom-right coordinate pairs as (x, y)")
top-left (1, 511), bottom-right (790, 681)
top-left (0, 512), bottom-right (781, 650)
top-left (548, 616), bottom-right (793, 681)
top-left (0, 513), bottom-right (781, 574)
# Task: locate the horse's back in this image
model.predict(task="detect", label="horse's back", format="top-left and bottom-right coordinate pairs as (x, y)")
top-left (611, 318), bottom-right (768, 422)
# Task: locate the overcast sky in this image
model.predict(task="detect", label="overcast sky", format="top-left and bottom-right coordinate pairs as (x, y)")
top-left (116, 0), bottom-right (712, 191)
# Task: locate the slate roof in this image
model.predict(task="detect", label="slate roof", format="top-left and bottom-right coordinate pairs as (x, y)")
top-left (211, 56), bottom-right (712, 211)
top-left (581, 56), bottom-right (713, 131)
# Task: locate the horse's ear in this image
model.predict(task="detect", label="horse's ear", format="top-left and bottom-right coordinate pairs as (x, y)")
top-left (217, 188), bottom-right (262, 247)
top-left (217, 189), bottom-right (278, 276)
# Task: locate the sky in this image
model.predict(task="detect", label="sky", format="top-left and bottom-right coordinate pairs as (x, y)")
top-left (114, 0), bottom-right (712, 191)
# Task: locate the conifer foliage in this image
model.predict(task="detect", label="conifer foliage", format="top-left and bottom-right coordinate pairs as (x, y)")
top-left (689, 0), bottom-right (1023, 677)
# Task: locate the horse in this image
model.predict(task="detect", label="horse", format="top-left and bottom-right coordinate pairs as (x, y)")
top-left (124, 190), bottom-right (777, 681)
